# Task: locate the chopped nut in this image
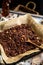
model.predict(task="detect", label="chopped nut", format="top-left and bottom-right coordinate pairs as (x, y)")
top-left (0, 24), bottom-right (43, 57)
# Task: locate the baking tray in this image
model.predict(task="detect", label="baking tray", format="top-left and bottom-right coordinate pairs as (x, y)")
top-left (0, 10), bottom-right (43, 65)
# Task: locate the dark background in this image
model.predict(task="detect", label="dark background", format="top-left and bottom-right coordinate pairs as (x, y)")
top-left (0, 0), bottom-right (43, 15)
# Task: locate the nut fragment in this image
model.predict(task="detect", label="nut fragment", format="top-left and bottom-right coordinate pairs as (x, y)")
top-left (0, 24), bottom-right (43, 57)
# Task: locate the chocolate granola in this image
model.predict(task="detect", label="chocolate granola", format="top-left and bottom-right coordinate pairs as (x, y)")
top-left (0, 24), bottom-right (43, 57)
